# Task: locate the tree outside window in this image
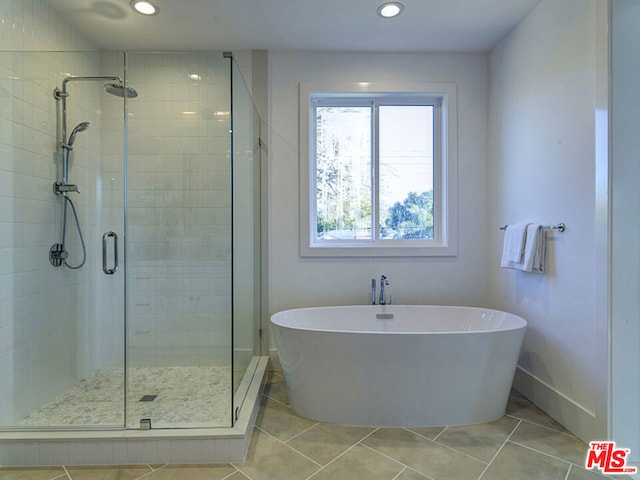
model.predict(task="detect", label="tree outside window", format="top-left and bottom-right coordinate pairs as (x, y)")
top-left (313, 100), bottom-right (435, 243)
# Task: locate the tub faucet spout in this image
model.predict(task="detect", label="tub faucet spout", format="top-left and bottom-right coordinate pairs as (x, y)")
top-left (379, 275), bottom-right (390, 305)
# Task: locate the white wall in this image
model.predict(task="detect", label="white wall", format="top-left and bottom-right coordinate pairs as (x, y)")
top-left (611, 0), bottom-right (640, 463)
top-left (487, 0), bottom-right (607, 441)
top-left (267, 51), bottom-right (490, 332)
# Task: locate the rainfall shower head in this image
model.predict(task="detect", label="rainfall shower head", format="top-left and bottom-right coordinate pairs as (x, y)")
top-left (104, 83), bottom-right (138, 98)
top-left (67, 121), bottom-right (90, 146)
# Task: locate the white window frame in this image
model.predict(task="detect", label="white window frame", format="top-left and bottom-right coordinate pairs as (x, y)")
top-left (300, 82), bottom-right (458, 257)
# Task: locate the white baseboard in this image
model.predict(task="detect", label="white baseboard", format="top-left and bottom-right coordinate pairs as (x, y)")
top-left (513, 366), bottom-right (603, 443)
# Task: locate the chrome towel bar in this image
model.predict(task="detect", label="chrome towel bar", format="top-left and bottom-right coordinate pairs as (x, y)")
top-left (499, 222), bottom-right (566, 233)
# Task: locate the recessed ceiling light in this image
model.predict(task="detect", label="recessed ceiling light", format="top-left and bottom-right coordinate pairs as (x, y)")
top-left (377, 2), bottom-right (404, 18)
top-left (130, 0), bottom-right (159, 16)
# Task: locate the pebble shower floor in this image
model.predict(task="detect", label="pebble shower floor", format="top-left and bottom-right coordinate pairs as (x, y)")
top-left (18, 366), bottom-right (232, 428)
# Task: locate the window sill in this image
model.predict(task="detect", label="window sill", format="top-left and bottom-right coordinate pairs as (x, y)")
top-left (301, 243), bottom-right (457, 258)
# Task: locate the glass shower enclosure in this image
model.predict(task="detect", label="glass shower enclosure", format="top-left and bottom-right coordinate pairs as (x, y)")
top-left (0, 50), bottom-right (262, 430)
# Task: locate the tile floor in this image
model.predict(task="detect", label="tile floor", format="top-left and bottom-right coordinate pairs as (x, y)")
top-left (0, 372), bottom-right (635, 480)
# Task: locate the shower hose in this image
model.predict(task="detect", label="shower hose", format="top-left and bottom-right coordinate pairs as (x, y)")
top-left (62, 195), bottom-right (87, 269)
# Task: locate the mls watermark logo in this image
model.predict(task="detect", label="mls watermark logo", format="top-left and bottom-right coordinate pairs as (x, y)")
top-left (585, 442), bottom-right (638, 475)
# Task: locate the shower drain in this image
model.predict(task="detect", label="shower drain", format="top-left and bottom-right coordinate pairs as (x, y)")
top-left (139, 395), bottom-right (158, 402)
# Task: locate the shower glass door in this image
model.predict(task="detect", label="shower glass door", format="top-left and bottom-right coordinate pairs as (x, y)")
top-left (0, 50), bottom-right (127, 429)
top-left (125, 52), bottom-right (234, 428)
top-left (231, 58), bottom-right (262, 419)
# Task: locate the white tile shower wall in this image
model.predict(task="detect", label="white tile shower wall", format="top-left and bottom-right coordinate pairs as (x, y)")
top-left (126, 53), bottom-right (233, 367)
top-left (1, 0), bottom-right (93, 52)
top-left (0, 1), bottom-right (107, 425)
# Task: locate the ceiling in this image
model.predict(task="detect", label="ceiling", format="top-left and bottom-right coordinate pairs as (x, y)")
top-left (48, 0), bottom-right (541, 52)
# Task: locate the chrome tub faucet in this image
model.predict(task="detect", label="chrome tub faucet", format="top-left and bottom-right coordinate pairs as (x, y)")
top-left (379, 275), bottom-right (390, 305)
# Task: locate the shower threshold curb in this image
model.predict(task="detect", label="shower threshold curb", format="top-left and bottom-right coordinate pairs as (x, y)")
top-left (0, 357), bottom-right (269, 466)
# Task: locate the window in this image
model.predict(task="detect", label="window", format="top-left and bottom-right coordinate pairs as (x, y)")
top-left (300, 82), bottom-right (458, 257)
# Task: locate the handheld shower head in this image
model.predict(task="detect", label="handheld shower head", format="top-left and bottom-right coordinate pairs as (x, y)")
top-left (67, 121), bottom-right (90, 147)
top-left (60, 121), bottom-right (89, 184)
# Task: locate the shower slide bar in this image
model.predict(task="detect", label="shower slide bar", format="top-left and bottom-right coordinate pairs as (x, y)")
top-left (499, 222), bottom-right (566, 232)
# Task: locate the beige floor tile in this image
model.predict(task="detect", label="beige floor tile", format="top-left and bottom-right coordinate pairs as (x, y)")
top-left (143, 464), bottom-right (237, 479)
top-left (506, 396), bottom-right (569, 433)
top-left (0, 468), bottom-right (67, 480)
top-left (286, 423), bottom-right (375, 465)
top-left (509, 421), bottom-right (588, 466)
top-left (363, 428), bottom-right (486, 480)
top-left (567, 465), bottom-right (636, 480)
top-left (435, 416), bottom-right (520, 462)
top-left (255, 396), bottom-right (317, 442)
top-left (480, 442), bottom-right (570, 480)
top-left (263, 373), bottom-right (289, 405)
top-left (404, 426), bottom-right (446, 440)
top-left (394, 468), bottom-right (432, 479)
top-left (224, 472), bottom-right (250, 480)
top-left (236, 428), bottom-right (320, 480)
top-left (65, 465), bottom-right (152, 480)
top-left (308, 444), bottom-right (403, 480)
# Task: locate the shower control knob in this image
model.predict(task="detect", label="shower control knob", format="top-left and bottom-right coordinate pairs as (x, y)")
top-left (49, 244), bottom-right (69, 266)
top-left (53, 182), bottom-right (79, 195)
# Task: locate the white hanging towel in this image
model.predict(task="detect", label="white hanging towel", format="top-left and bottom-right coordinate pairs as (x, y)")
top-left (502, 223), bottom-right (546, 273)
top-left (527, 224), bottom-right (546, 273)
top-left (500, 222), bottom-right (529, 267)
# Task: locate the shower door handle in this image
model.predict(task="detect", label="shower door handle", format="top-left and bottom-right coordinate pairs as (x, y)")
top-left (102, 231), bottom-right (118, 275)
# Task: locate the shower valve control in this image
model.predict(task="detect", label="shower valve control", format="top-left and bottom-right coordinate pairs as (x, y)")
top-left (53, 182), bottom-right (79, 195)
top-left (49, 244), bottom-right (68, 266)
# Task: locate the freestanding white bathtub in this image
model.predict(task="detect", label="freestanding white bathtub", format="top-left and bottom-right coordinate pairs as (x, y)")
top-left (270, 305), bottom-right (526, 427)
